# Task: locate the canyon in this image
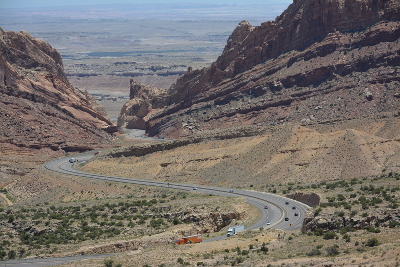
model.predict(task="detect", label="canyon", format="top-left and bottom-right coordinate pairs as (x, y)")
top-left (119, 0), bottom-right (400, 139)
top-left (0, 1), bottom-right (399, 265)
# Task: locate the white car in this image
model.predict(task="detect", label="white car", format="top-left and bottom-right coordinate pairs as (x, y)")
top-left (266, 222), bottom-right (271, 225)
top-left (69, 158), bottom-right (76, 163)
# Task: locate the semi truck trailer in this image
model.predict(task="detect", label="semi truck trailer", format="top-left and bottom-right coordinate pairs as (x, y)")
top-left (175, 234), bottom-right (202, 245)
top-left (227, 225), bottom-right (244, 237)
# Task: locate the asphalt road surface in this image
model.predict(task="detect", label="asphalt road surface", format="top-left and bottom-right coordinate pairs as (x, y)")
top-left (44, 153), bottom-right (309, 232)
top-left (1, 152), bottom-right (309, 266)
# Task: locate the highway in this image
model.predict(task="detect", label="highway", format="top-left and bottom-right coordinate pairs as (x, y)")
top-left (1, 152), bottom-right (309, 266)
top-left (43, 152), bottom-right (309, 232)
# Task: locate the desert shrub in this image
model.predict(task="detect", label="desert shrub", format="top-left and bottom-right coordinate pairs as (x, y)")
top-left (172, 218), bottom-right (181, 225)
top-left (260, 243), bottom-right (268, 253)
top-left (307, 249), bottom-right (321, 256)
top-left (314, 208), bottom-right (322, 216)
top-left (7, 250), bottom-right (16, 259)
top-left (313, 228), bottom-right (324, 236)
top-left (235, 256), bottom-right (245, 264)
top-left (389, 221), bottom-right (398, 228)
top-left (104, 259), bottom-right (114, 267)
top-left (357, 247), bottom-right (366, 252)
top-left (337, 194), bottom-right (345, 201)
top-left (323, 231), bottom-right (337, 240)
top-left (343, 203), bottom-right (352, 209)
top-left (366, 237), bottom-right (379, 247)
top-left (340, 226), bottom-right (356, 234)
top-left (350, 210), bottom-right (357, 216)
top-left (343, 234), bottom-right (351, 242)
top-left (363, 226), bottom-right (380, 233)
top-left (325, 245), bottom-right (339, 256)
top-left (149, 218), bottom-right (164, 228)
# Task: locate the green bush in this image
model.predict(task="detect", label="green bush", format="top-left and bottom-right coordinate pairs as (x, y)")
top-left (366, 237), bottom-right (379, 247)
top-left (307, 249), bottom-right (321, 256)
top-left (325, 245), bottom-right (339, 256)
top-left (343, 234), bottom-right (351, 242)
top-left (363, 226), bottom-right (380, 233)
top-left (323, 231), bottom-right (337, 240)
top-left (7, 250), bottom-right (16, 259)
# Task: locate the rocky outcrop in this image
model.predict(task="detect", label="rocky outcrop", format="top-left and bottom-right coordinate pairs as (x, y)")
top-left (100, 125), bottom-right (268, 158)
top-left (138, 0), bottom-right (400, 138)
top-left (117, 79), bottom-right (168, 129)
top-left (286, 192), bottom-right (320, 207)
top-left (0, 28), bottom-right (117, 153)
top-left (302, 208), bottom-right (400, 234)
top-left (157, 210), bottom-right (245, 233)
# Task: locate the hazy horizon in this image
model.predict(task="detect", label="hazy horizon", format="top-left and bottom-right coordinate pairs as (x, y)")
top-left (2, 0), bottom-right (292, 9)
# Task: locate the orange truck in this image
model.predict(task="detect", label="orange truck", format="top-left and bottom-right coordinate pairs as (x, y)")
top-left (174, 234), bottom-right (202, 245)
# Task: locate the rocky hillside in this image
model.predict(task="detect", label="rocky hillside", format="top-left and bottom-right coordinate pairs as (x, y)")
top-left (0, 28), bottom-right (117, 153)
top-left (85, 112), bottom-right (400, 187)
top-left (120, 0), bottom-right (400, 138)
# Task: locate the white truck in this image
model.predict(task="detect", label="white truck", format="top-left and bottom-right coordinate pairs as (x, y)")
top-left (227, 225), bottom-right (244, 237)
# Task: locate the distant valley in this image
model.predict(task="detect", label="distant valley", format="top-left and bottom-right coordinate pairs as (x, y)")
top-left (0, 3), bottom-right (288, 122)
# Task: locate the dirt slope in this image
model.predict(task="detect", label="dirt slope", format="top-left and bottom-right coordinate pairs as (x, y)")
top-left (84, 113), bottom-right (400, 187)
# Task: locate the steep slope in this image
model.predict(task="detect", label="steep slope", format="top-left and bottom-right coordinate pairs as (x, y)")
top-left (135, 0), bottom-right (400, 138)
top-left (84, 114), bottom-right (400, 186)
top-left (0, 28), bottom-right (117, 153)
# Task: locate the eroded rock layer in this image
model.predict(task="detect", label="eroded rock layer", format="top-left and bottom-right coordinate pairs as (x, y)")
top-left (0, 28), bottom-right (116, 153)
top-left (140, 0), bottom-right (400, 138)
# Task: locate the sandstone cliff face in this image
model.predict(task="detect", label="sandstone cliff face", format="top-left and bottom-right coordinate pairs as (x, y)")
top-left (117, 79), bottom-right (168, 130)
top-left (0, 28), bottom-right (116, 153)
top-left (142, 0), bottom-right (400, 138)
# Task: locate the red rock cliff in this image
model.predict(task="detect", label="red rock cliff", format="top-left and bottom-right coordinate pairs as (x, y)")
top-left (145, 0), bottom-right (400, 138)
top-left (0, 28), bottom-right (116, 153)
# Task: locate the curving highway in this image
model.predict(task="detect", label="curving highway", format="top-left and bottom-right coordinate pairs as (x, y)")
top-left (44, 152), bottom-right (310, 232)
top-left (1, 152), bottom-right (309, 266)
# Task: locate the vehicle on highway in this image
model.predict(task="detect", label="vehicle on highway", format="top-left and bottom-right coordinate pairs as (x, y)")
top-left (69, 158), bottom-right (77, 163)
top-left (264, 206), bottom-right (268, 209)
top-left (227, 225), bottom-right (244, 237)
top-left (175, 234), bottom-right (202, 245)
top-left (193, 187), bottom-right (197, 190)
top-left (285, 201), bottom-right (289, 205)
top-left (294, 213), bottom-right (299, 216)
top-left (266, 222), bottom-right (271, 225)
top-left (229, 189), bottom-right (234, 193)
top-left (285, 217), bottom-right (289, 221)
top-left (292, 206), bottom-right (296, 209)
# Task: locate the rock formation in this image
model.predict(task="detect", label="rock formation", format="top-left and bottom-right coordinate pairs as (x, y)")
top-left (0, 28), bottom-right (117, 153)
top-left (286, 192), bottom-right (321, 207)
top-left (120, 0), bottom-right (400, 138)
top-left (117, 79), bottom-right (168, 129)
